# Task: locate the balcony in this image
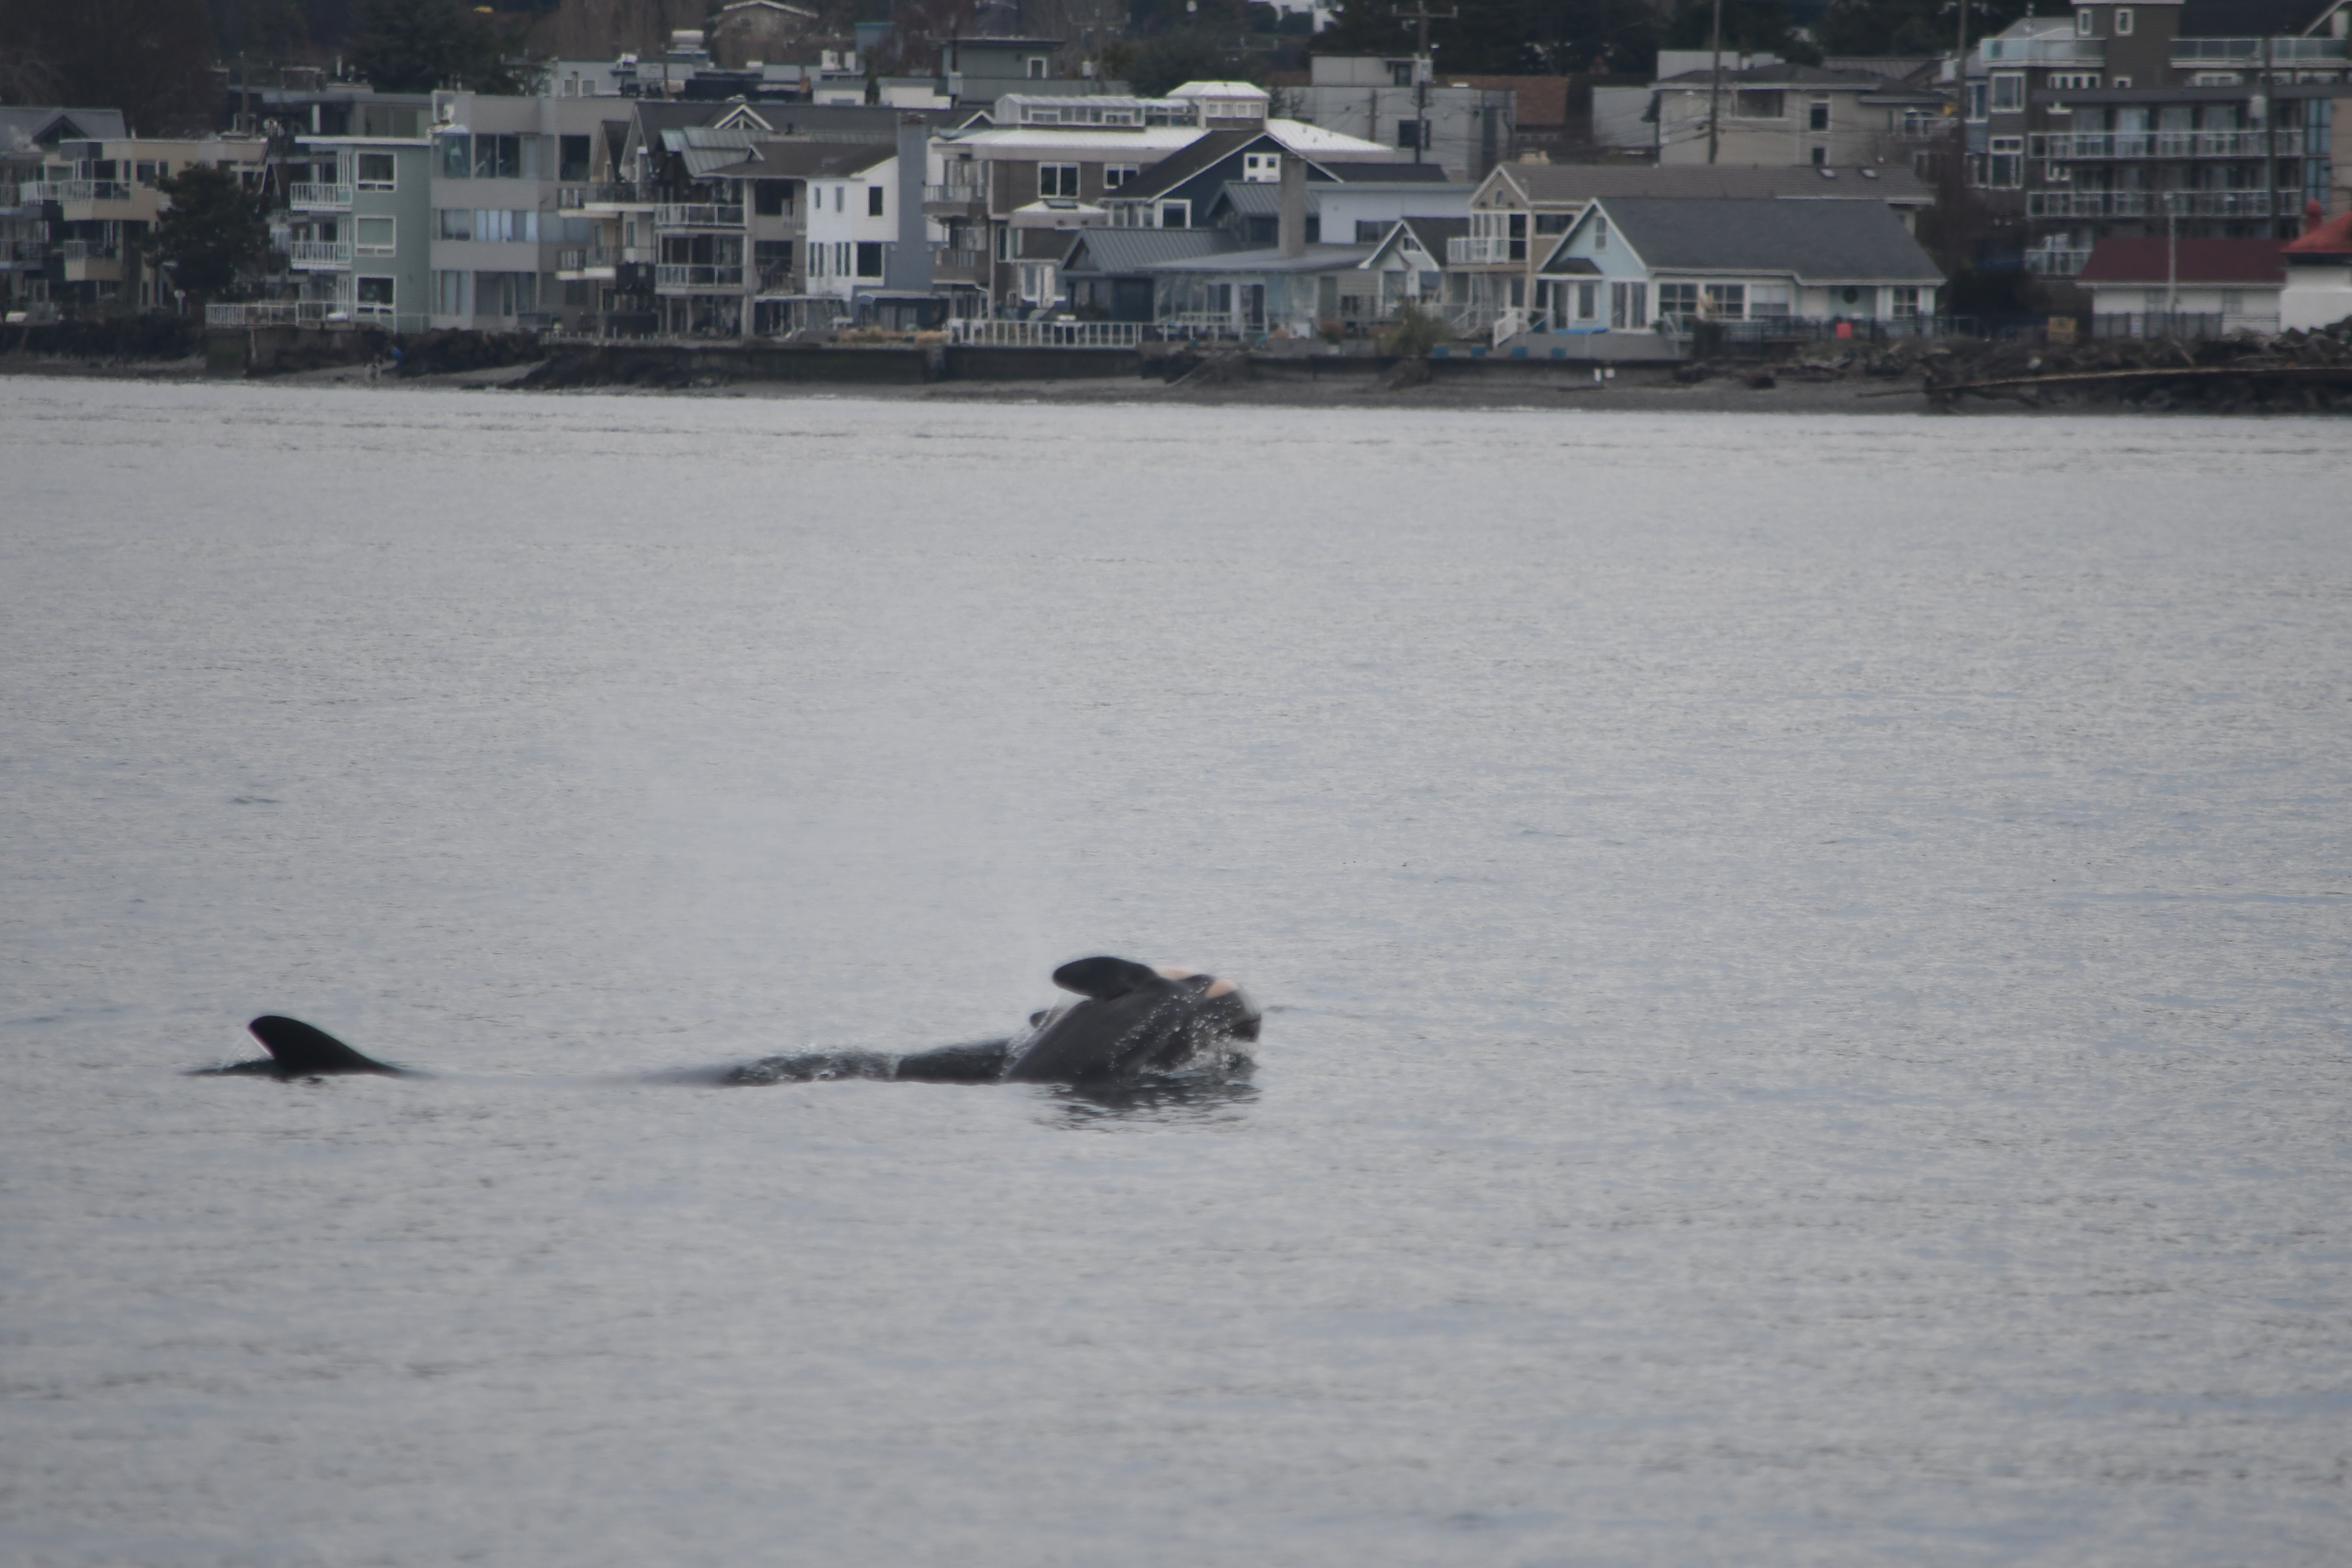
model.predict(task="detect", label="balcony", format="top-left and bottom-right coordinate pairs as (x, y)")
top-left (2173, 36), bottom-right (2348, 65)
top-left (557, 245), bottom-right (617, 278)
top-left (0, 238), bottom-right (44, 268)
top-left (2039, 130), bottom-right (2299, 160)
top-left (654, 203), bottom-right (744, 229)
top-left (290, 182), bottom-right (352, 211)
top-left (20, 179), bottom-right (131, 206)
top-left (61, 239), bottom-right (122, 280)
top-left (1446, 234), bottom-right (1519, 265)
top-left (923, 177), bottom-right (989, 217)
top-left (2026, 190), bottom-right (2285, 218)
top-left (286, 239), bottom-right (353, 270)
top-left (2024, 246), bottom-right (2092, 275)
top-left (577, 181), bottom-right (656, 212)
top-left (654, 262), bottom-right (743, 291)
top-left (932, 246), bottom-right (988, 283)
top-left (207, 300), bottom-right (333, 327)
top-left (1979, 37), bottom-right (2104, 63)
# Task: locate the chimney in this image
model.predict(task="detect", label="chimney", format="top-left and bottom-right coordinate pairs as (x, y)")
top-left (1278, 154), bottom-right (1307, 258)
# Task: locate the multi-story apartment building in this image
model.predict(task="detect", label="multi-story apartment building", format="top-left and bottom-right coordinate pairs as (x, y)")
top-left (1280, 57), bottom-right (1516, 182)
top-left (427, 89), bottom-right (621, 331)
top-left (260, 92), bottom-right (435, 330)
top-left (2, 114), bottom-right (265, 319)
top-left (1965, 0), bottom-right (2352, 275)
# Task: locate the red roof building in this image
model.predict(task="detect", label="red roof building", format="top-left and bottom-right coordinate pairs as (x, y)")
top-left (2077, 238), bottom-right (2287, 287)
top-left (2075, 237), bottom-right (2286, 334)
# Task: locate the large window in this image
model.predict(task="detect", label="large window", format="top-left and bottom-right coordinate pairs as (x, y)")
top-left (1609, 280), bottom-right (1647, 328)
top-left (355, 215), bottom-right (395, 256)
top-left (356, 275), bottom-right (395, 319)
top-left (1891, 286), bottom-right (1921, 320)
top-left (1159, 200), bottom-right (1189, 228)
top-left (356, 152), bottom-right (396, 190)
top-left (868, 185), bottom-right (885, 216)
top-left (436, 208), bottom-right (471, 240)
top-left (1702, 282), bottom-right (1745, 318)
top-left (1734, 90), bottom-right (1785, 119)
top-left (754, 180), bottom-right (790, 216)
top-left (1657, 281), bottom-right (1699, 322)
top-left (855, 241), bottom-right (883, 277)
top-left (1989, 136), bottom-right (2024, 187)
top-left (1990, 74), bottom-right (2025, 113)
top-left (559, 135), bottom-right (591, 182)
top-left (1749, 283), bottom-right (1792, 318)
top-left (1038, 164), bottom-right (1079, 199)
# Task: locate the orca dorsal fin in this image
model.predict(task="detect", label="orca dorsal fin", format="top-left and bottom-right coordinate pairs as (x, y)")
top-left (247, 1016), bottom-right (403, 1076)
top-left (1051, 956), bottom-right (1165, 1001)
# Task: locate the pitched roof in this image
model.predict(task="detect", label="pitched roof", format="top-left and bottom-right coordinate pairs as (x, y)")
top-left (1327, 161), bottom-right (1454, 182)
top-left (1146, 241), bottom-right (1377, 274)
top-left (706, 139), bottom-right (896, 179)
top-left (1107, 130), bottom-right (1265, 200)
top-left (2079, 237), bottom-right (2288, 285)
top-left (1655, 63), bottom-right (1894, 89)
top-left (1494, 160), bottom-right (1933, 207)
top-left (0, 106), bottom-right (131, 150)
top-left (2284, 210), bottom-right (2352, 256)
top-left (1063, 228), bottom-right (1240, 273)
top-left (1563, 196), bottom-right (1944, 283)
top-left (1208, 180), bottom-right (1318, 217)
top-left (1363, 213), bottom-right (1470, 269)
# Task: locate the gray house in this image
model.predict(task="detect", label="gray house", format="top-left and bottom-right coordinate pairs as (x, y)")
top-left (1532, 196), bottom-right (1946, 335)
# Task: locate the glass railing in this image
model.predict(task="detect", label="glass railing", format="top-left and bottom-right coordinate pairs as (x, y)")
top-left (1980, 37), bottom-right (2104, 63)
top-left (2172, 37), bottom-right (2348, 63)
top-left (654, 204), bottom-right (744, 228)
top-left (653, 263), bottom-right (744, 288)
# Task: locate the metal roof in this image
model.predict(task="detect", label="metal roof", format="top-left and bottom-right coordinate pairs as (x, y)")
top-left (1560, 197), bottom-right (1945, 284)
top-left (1063, 229), bottom-right (1241, 273)
top-left (1492, 161), bottom-right (1933, 207)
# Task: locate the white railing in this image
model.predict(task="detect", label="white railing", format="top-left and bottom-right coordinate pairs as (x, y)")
top-left (206, 300), bottom-right (335, 326)
top-left (286, 240), bottom-right (353, 268)
top-left (655, 203), bottom-right (744, 228)
top-left (2024, 247), bottom-right (2092, 276)
top-left (1981, 37), bottom-right (2103, 63)
top-left (654, 263), bottom-right (743, 289)
top-left (19, 180), bottom-right (131, 204)
top-left (1446, 234), bottom-right (1515, 265)
top-left (924, 180), bottom-right (988, 205)
top-left (290, 182), bottom-right (353, 210)
top-left (2039, 130), bottom-right (2299, 160)
top-left (2025, 190), bottom-right (2285, 218)
top-left (2173, 37), bottom-right (2348, 64)
top-left (947, 319), bottom-right (1143, 348)
top-left (1490, 305), bottom-right (1527, 347)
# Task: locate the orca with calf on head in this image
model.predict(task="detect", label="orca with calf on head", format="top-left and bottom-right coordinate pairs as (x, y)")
top-left (217, 956), bottom-right (1260, 1089)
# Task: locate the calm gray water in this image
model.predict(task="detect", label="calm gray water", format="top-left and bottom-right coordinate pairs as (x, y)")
top-left (3, 379), bottom-right (2347, 1566)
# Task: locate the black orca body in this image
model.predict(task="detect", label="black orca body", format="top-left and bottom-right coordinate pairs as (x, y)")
top-left (217, 957), bottom-right (1260, 1089)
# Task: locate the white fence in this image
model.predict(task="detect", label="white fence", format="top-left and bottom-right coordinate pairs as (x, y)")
top-left (947, 319), bottom-right (1142, 348)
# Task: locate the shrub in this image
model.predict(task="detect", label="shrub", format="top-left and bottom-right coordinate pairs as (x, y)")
top-left (1379, 303), bottom-right (1446, 358)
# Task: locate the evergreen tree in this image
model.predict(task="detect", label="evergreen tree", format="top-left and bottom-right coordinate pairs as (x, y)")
top-left (146, 163), bottom-right (268, 300)
top-left (350, 0), bottom-right (531, 93)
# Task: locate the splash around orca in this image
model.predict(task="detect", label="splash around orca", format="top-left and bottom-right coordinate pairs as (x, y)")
top-left (214, 956), bottom-right (1260, 1090)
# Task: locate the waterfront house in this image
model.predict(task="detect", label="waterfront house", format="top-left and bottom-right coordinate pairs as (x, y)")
top-left (2281, 207), bottom-right (2352, 326)
top-left (2074, 234), bottom-right (2287, 331)
top-left (1531, 196), bottom-right (1946, 334)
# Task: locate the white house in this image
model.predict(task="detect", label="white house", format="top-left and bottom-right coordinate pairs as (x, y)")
top-left (801, 142), bottom-right (899, 303)
top-left (2282, 211), bottom-right (2352, 332)
top-left (1532, 196), bottom-right (1945, 334)
top-left (2075, 237), bottom-right (2288, 336)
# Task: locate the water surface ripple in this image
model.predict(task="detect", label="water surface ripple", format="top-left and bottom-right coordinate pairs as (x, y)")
top-left (3, 381), bottom-right (2347, 1566)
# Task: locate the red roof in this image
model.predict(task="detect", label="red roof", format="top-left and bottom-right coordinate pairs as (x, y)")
top-left (2284, 210), bottom-right (2352, 255)
top-left (2077, 237), bottom-right (2287, 286)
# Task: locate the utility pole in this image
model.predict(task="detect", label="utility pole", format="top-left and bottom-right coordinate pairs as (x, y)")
top-left (2262, 33), bottom-right (2281, 238)
top-left (1708, 0), bottom-right (1723, 164)
top-left (1395, 0), bottom-right (1456, 167)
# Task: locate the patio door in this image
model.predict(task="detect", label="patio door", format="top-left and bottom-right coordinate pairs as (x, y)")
top-left (1241, 283), bottom-right (1265, 330)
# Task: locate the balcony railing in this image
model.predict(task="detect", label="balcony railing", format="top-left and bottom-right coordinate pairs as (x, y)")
top-left (60, 239), bottom-right (119, 262)
top-left (933, 246), bottom-right (987, 280)
top-left (1445, 234), bottom-right (1518, 265)
top-left (2038, 130), bottom-right (2299, 159)
top-left (2026, 190), bottom-right (2286, 218)
top-left (289, 182), bottom-right (353, 210)
top-left (0, 239), bottom-right (44, 266)
top-left (1980, 37), bottom-right (2104, 63)
top-left (19, 179), bottom-right (131, 204)
top-left (655, 203), bottom-right (744, 229)
top-left (924, 180), bottom-right (989, 206)
top-left (654, 263), bottom-right (744, 289)
top-left (2024, 247), bottom-right (2092, 275)
top-left (207, 300), bottom-right (333, 326)
top-left (2172, 37), bottom-right (2348, 64)
top-left (946, 319), bottom-right (1143, 348)
top-left (577, 181), bottom-right (656, 208)
top-left (557, 245), bottom-right (616, 272)
top-left (286, 239), bottom-right (353, 268)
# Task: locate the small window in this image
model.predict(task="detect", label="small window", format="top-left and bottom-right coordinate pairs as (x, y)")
top-left (1039, 164), bottom-right (1079, 199)
top-left (1890, 285), bottom-right (1920, 320)
top-left (1594, 215), bottom-right (1608, 251)
top-left (2077, 8), bottom-right (2094, 35)
top-left (1356, 219), bottom-right (1388, 242)
top-left (1160, 200), bottom-right (1189, 228)
top-left (2112, 76), bottom-right (2132, 89)
top-left (436, 207), bottom-right (471, 240)
top-left (1105, 164), bottom-right (1139, 189)
top-left (1811, 145), bottom-right (1827, 166)
top-left (868, 185), bottom-right (885, 216)
top-left (355, 152), bottom-right (396, 190)
top-left (2115, 7), bottom-right (2133, 34)
top-left (1657, 281), bottom-right (1698, 321)
top-left (855, 240), bottom-right (883, 277)
top-left (558, 135), bottom-right (591, 182)
top-left (1027, 56), bottom-right (1046, 79)
top-left (1966, 81), bottom-right (1988, 121)
top-left (1808, 98), bottom-right (1830, 131)
top-left (1396, 120), bottom-right (1424, 150)
top-left (834, 185), bottom-right (844, 212)
top-left (357, 276), bottom-right (394, 306)
top-left (1243, 152), bottom-right (1279, 182)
